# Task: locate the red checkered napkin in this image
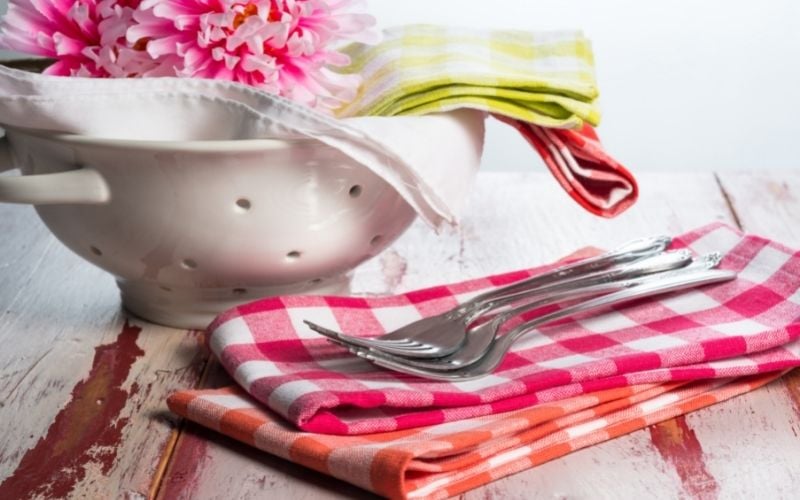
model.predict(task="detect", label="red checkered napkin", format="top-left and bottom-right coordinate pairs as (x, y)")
top-left (207, 223), bottom-right (800, 435)
top-left (497, 115), bottom-right (638, 218)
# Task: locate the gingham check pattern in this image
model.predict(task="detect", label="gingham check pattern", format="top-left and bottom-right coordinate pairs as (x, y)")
top-left (496, 117), bottom-right (638, 217)
top-left (335, 25), bottom-right (637, 218)
top-left (205, 223), bottom-right (800, 435)
top-left (169, 372), bottom-right (785, 499)
top-left (336, 25), bottom-right (600, 126)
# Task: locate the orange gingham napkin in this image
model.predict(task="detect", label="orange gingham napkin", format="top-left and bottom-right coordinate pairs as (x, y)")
top-left (168, 372), bottom-right (784, 499)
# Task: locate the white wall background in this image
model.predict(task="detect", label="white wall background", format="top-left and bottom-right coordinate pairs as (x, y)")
top-left (2, 0), bottom-right (799, 171)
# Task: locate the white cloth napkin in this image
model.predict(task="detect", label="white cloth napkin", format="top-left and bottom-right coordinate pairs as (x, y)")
top-left (0, 65), bottom-right (485, 227)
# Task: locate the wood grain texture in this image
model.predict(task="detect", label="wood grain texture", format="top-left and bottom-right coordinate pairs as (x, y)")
top-left (2, 171), bottom-right (799, 499)
top-left (352, 172), bottom-right (734, 295)
top-left (716, 171), bottom-right (800, 246)
top-left (0, 203), bottom-right (209, 498)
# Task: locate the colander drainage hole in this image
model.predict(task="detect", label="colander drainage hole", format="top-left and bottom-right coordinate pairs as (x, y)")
top-left (233, 288), bottom-right (247, 295)
top-left (348, 185), bottom-right (362, 198)
top-left (235, 198), bottom-right (251, 211)
top-left (181, 258), bottom-right (198, 270)
top-left (309, 278), bottom-right (323, 285)
top-left (286, 251), bottom-right (302, 262)
top-left (89, 245), bottom-right (103, 256)
top-left (369, 234), bottom-right (383, 246)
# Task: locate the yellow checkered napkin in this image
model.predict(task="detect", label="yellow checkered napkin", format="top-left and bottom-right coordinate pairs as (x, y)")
top-left (336, 24), bottom-right (600, 129)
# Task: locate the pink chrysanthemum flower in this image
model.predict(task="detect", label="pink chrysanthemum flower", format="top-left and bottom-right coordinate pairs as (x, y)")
top-left (128, 0), bottom-right (377, 110)
top-left (0, 0), bottom-right (375, 110)
top-left (0, 0), bottom-right (163, 76)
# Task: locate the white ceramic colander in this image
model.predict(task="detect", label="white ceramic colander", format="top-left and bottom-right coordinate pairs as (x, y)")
top-left (0, 116), bottom-right (480, 328)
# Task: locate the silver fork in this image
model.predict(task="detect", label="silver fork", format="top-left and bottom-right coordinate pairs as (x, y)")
top-left (346, 266), bottom-right (737, 380)
top-left (341, 253), bottom-right (721, 371)
top-left (307, 249), bottom-right (692, 359)
top-left (304, 235), bottom-right (672, 358)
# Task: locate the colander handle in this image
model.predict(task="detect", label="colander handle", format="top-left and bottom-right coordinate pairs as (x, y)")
top-left (0, 134), bottom-right (110, 205)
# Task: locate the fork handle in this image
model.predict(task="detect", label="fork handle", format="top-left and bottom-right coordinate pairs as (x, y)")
top-left (459, 235), bottom-right (671, 313)
top-left (506, 269), bottom-right (737, 346)
top-left (487, 252), bottom-right (720, 323)
top-left (478, 249), bottom-right (694, 315)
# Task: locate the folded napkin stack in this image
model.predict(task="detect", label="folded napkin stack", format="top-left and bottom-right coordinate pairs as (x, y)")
top-left (337, 25), bottom-right (637, 217)
top-left (169, 223), bottom-right (800, 498)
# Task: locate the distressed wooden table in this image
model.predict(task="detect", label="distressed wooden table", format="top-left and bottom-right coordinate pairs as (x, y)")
top-left (1, 171), bottom-right (799, 499)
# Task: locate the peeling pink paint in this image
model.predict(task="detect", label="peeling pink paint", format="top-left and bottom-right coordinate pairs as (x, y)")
top-left (650, 416), bottom-right (719, 500)
top-left (0, 321), bottom-right (144, 499)
top-left (156, 428), bottom-right (209, 499)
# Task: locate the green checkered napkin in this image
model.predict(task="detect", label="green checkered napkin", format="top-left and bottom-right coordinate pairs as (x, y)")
top-left (336, 24), bottom-right (600, 129)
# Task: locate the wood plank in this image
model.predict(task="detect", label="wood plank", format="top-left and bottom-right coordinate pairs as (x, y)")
top-left (0, 203), bottom-right (208, 498)
top-left (698, 171), bottom-right (800, 498)
top-left (160, 171), bottom-right (754, 499)
top-left (716, 171), bottom-right (800, 246)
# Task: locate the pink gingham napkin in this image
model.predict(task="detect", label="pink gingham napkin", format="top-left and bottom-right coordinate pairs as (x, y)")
top-left (207, 223), bottom-right (800, 435)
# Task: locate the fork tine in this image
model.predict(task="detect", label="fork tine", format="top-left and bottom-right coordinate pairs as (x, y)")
top-left (304, 320), bottom-right (421, 345)
top-left (305, 320), bottom-right (437, 354)
top-left (303, 320), bottom-right (343, 340)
